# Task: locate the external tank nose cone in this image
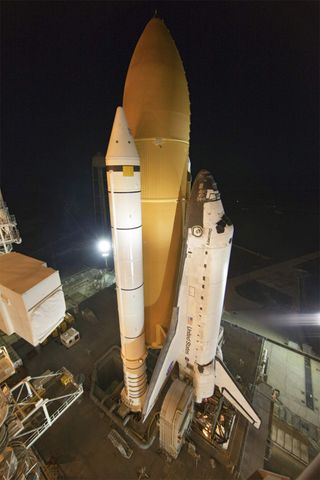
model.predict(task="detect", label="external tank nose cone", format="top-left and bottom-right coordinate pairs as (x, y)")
top-left (123, 18), bottom-right (190, 140)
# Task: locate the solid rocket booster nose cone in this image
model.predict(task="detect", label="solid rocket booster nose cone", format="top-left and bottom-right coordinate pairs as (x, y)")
top-left (105, 107), bottom-right (139, 165)
top-left (123, 18), bottom-right (190, 140)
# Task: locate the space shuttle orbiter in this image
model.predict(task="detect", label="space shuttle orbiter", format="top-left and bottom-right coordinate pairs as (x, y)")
top-left (142, 170), bottom-right (261, 429)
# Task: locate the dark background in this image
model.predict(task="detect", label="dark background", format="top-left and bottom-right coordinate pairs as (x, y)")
top-left (1, 1), bottom-right (319, 273)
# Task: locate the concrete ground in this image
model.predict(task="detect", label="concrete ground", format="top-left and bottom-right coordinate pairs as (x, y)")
top-left (13, 287), bottom-right (232, 480)
top-left (11, 253), bottom-right (316, 479)
top-left (265, 341), bottom-right (320, 426)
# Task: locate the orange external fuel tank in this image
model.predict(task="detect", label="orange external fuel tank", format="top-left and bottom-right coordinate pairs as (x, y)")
top-left (123, 18), bottom-right (190, 348)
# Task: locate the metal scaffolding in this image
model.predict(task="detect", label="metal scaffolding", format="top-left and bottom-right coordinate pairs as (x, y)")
top-left (0, 190), bottom-right (21, 254)
top-left (7, 368), bottom-right (83, 448)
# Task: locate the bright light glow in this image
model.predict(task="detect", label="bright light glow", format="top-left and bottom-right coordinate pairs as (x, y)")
top-left (97, 239), bottom-right (111, 256)
top-left (278, 312), bottom-right (320, 327)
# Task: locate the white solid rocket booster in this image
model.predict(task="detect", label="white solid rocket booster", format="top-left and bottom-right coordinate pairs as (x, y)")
top-left (105, 107), bottom-right (147, 412)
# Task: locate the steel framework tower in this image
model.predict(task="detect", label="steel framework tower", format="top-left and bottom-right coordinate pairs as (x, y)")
top-left (0, 190), bottom-right (21, 254)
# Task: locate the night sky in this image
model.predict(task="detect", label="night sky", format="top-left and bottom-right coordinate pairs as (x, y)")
top-left (1, 1), bottom-right (319, 269)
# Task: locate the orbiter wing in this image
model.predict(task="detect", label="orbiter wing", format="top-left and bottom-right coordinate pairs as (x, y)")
top-left (142, 307), bottom-right (182, 420)
top-left (143, 339), bottom-right (261, 430)
top-left (215, 357), bottom-right (261, 429)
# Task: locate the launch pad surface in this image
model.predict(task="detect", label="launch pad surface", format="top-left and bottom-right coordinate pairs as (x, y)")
top-left (10, 286), bottom-right (267, 480)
